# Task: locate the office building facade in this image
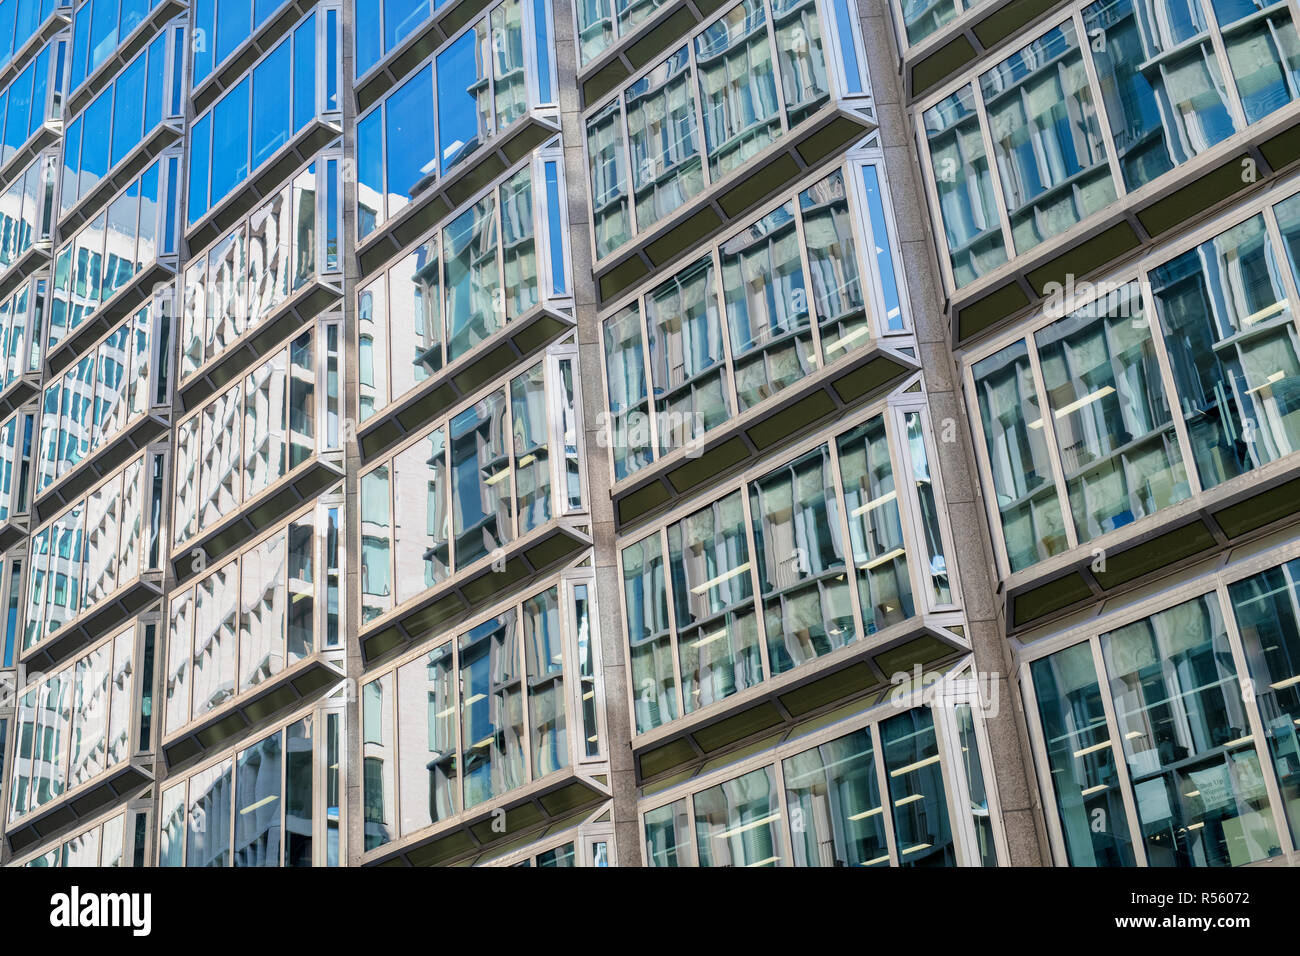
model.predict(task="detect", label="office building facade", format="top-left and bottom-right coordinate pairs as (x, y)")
top-left (0, 0), bottom-right (1295, 868)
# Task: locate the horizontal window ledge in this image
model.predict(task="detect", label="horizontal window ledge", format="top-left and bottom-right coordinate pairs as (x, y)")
top-left (950, 103), bottom-right (1300, 348)
top-left (362, 770), bottom-right (610, 867)
top-left (1005, 452), bottom-right (1300, 632)
top-left (45, 258), bottom-right (177, 379)
top-left (358, 304), bottom-right (575, 463)
top-left (0, 9), bottom-right (70, 94)
top-left (170, 455), bottom-right (344, 585)
top-left (577, 0), bottom-right (730, 108)
top-left (161, 654), bottom-right (344, 771)
top-left (33, 412), bottom-right (170, 523)
top-left (356, 112), bottom-right (560, 280)
top-left (0, 241), bottom-right (51, 303)
top-left (0, 515), bottom-right (29, 553)
top-left (66, 0), bottom-right (185, 119)
top-left (632, 618), bottom-right (967, 784)
top-left (179, 278), bottom-right (342, 412)
top-left (19, 574), bottom-right (162, 673)
top-left (354, 0), bottom-right (501, 114)
top-left (58, 122), bottom-right (181, 236)
top-left (903, 0), bottom-right (1070, 102)
top-left (0, 371), bottom-right (38, 421)
top-left (5, 759), bottom-right (151, 855)
top-left (191, 0), bottom-right (319, 117)
top-left (0, 124), bottom-right (59, 194)
top-left (360, 522), bottom-right (591, 664)
top-left (593, 102), bottom-right (875, 305)
top-left (185, 118), bottom-right (342, 252)
top-left (613, 343), bottom-right (918, 531)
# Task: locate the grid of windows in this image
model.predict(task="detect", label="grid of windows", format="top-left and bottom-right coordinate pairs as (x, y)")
top-left (600, 157), bottom-right (904, 480)
top-left (967, 182), bottom-right (1300, 574)
top-left (361, 573), bottom-right (600, 852)
top-left (360, 347), bottom-right (585, 623)
top-left (186, 5), bottom-right (339, 226)
top-left (621, 396), bottom-right (956, 734)
top-left (920, 0), bottom-right (1300, 290)
top-left (0, 33), bottom-right (63, 167)
top-left (357, 150), bottom-right (571, 421)
top-left (355, 0), bottom-right (556, 239)
top-left (584, 0), bottom-right (868, 260)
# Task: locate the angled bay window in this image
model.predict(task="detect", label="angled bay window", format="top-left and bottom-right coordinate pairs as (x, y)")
top-left (181, 153), bottom-right (341, 383)
top-left (189, 0), bottom-right (294, 89)
top-left (968, 186), bottom-right (1300, 576)
top-left (0, 1), bottom-right (64, 75)
top-left (0, 150), bottom-right (55, 270)
top-left (355, 0), bottom-right (556, 240)
top-left (359, 347), bottom-right (586, 624)
top-left (21, 809), bottom-right (133, 866)
top-left (574, 0), bottom-right (668, 65)
top-left (68, 0), bottom-right (172, 93)
top-left (583, 0), bottom-right (869, 260)
top-left (1152, 211), bottom-right (1300, 490)
top-left (361, 571), bottom-right (600, 853)
top-left (23, 447), bottom-right (164, 657)
top-left (35, 301), bottom-right (169, 496)
top-left (158, 702), bottom-right (343, 866)
top-left (894, 0), bottom-right (989, 46)
top-left (9, 618), bottom-right (149, 825)
top-left (164, 495), bottom-right (342, 739)
top-left (1024, 583), bottom-right (1294, 866)
top-left (357, 149), bottom-right (571, 422)
top-left (171, 317), bottom-right (341, 551)
top-left (0, 34), bottom-right (64, 170)
top-left (601, 155), bottom-right (907, 479)
top-left (622, 397), bottom-right (958, 734)
top-left (59, 23), bottom-right (182, 216)
top-left (0, 407), bottom-right (33, 526)
top-left (919, 4), bottom-right (1300, 292)
top-left (186, 5), bottom-right (340, 227)
top-left (46, 153), bottom-right (180, 354)
top-left (641, 679), bottom-right (999, 866)
top-left (0, 274), bottom-right (45, 391)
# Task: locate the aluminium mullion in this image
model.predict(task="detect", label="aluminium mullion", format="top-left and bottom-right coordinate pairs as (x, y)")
top-left (1216, 578), bottom-right (1297, 857)
top-left (1023, 332), bottom-right (1080, 549)
top-left (659, 524), bottom-right (686, 725)
top-left (1087, 635), bottom-right (1149, 867)
top-left (869, 720), bottom-right (901, 866)
top-left (1073, 6), bottom-right (1128, 201)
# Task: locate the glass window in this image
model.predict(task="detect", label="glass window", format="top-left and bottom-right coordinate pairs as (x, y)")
top-left (1212, 0), bottom-right (1300, 124)
top-left (694, 766), bottom-right (783, 866)
top-left (628, 49), bottom-right (703, 232)
top-left (881, 706), bottom-right (956, 866)
top-left (1152, 213), bottom-right (1300, 490)
top-left (1103, 594), bottom-right (1281, 866)
top-left (643, 798), bottom-right (689, 866)
top-left (783, 728), bottom-right (890, 866)
top-left (695, 0), bottom-right (780, 181)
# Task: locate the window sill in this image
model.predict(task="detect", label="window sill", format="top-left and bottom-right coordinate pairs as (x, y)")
top-left (0, 7), bottom-right (70, 94)
top-left (184, 116), bottom-right (341, 254)
top-left (0, 240), bottom-right (50, 304)
top-left (357, 301), bottom-right (574, 463)
top-left (948, 99), bottom-right (1300, 348)
top-left (66, 0), bottom-right (185, 119)
top-left (5, 758), bottom-right (152, 855)
top-left (360, 520), bottom-right (590, 664)
top-left (360, 767), bottom-right (610, 867)
top-left (353, 0), bottom-right (501, 114)
top-left (190, 0), bottom-right (318, 117)
top-left (592, 99), bottom-right (875, 305)
top-left (45, 257), bottom-right (177, 379)
top-left (630, 615), bottom-right (967, 785)
top-left (169, 452), bottom-right (345, 586)
top-left (161, 653), bottom-right (343, 771)
top-left (57, 121), bottom-right (181, 236)
top-left (0, 368), bottom-right (39, 421)
top-left (32, 411), bottom-right (170, 523)
top-left (356, 110), bottom-right (560, 279)
top-left (178, 275), bottom-right (343, 413)
top-left (0, 513), bottom-right (28, 553)
top-left (611, 340), bottom-right (917, 531)
top-left (1005, 451), bottom-right (1300, 634)
top-left (19, 571), bottom-right (163, 673)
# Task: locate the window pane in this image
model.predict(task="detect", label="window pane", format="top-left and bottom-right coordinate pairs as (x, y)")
top-left (695, 0), bottom-right (779, 180)
top-left (784, 727), bottom-right (889, 866)
top-left (694, 765), bottom-right (783, 866)
top-left (881, 707), bottom-right (955, 866)
top-left (384, 65), bottom-right (434, 219)
top-left (437, 22), bottom-right (490, 174)
top-left (460, 611), bottom-right (525, 808)
top-left (450, 391), bottom-right (511, 569)
top-left (643, 798), bottom-right (689, 866)
top-left (623, 535), bottom-right (676, 732)
top-left (234, 732), bottom-right (283, 866)
top-left (628, 48), bottom-right (702, 231)
top-left (396, 642), bottom-right (458, 833)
